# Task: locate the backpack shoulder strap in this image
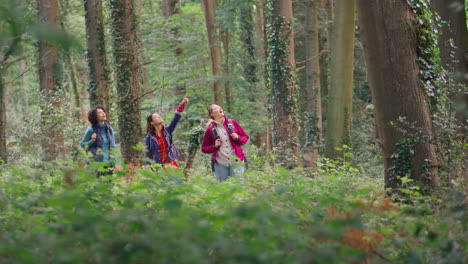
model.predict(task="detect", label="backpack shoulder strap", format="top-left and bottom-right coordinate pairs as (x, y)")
top-left (227, 119), bottom-right (234, 134)
top-left (210, 123), bottom-right (219, 140)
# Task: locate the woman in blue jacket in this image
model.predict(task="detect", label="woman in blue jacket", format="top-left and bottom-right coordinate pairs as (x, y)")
top-left (81, 106), bottom-right (120, 175)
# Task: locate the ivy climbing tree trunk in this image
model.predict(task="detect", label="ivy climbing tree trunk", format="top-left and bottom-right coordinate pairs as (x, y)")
top-left (109, 0), bottom-right (142, 165)
top-left (324, 0), bottom-right (355, 159)
top-left (38, 0), bottom-right (64, 162)
top-left (266, 0), bottom-right (299, 166)
top-left (356, 0), bottom-right (440, 192)
top-left (302, 0), bottom-right (322, 167)
top-left (430, 0), bottom-right (468, 131)
top-left (83, 0), bottom-right (110, 111)
top-left (202, 0), bottom-right (223, 104)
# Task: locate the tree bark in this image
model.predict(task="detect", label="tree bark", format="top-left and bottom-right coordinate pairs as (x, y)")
top-left (302, 0), bottom-right (322, 167)
top-left (202, 0), bottom-right (223, 104)
top-left (136, 0), bottom-right (151, 94)
top-left (356, 0), bottom-right (440, 192)
top-left (0, 73), bottom-right (6, 164)
top-left (254, 0), bottom-right (272, 151)
top-left (324, 0), bottom-right (355, 159)
top-left (266, 0), bottom-right (299, 166)
top-left (109, 0), bottom-right (142, 165)
top-left (221, 31), bottom-right (232, 112)
top-left (430, 0), bottom-right (468, 131)
top-left (38, 0), bottom-right (64, 162)
top-left (83, 0), bottom-right (110, 111)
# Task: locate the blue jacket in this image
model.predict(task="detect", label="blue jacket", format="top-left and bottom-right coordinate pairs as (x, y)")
top-left (80, 123), bottom-right (116, 165)
top-left (144, 113), bottom-right (182, 164)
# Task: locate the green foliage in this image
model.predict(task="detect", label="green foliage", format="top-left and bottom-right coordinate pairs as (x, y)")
top-left (0, 156), bottom-right (465, 263)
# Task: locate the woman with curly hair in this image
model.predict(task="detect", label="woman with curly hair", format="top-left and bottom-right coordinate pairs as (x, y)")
top-left (81, 106), bottom-right (118, 175)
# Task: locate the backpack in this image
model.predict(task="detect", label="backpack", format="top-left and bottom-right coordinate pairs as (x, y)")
top-left (210, 119), bottom-right (248, 171)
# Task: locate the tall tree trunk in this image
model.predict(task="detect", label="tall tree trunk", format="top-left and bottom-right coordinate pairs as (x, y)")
top-left (254, 0), bottom-right (272, 151)
top-left (136, 0), bottom-right (151, 94)
top-left (221, 31), bottom-right (232, 112)
top-left (0, 73), bottom-right (6, 164)
top-left (83, 0), bottom-right (110, 111)
top-left (266, 0), bottom-right (299, 167)
top-left (356, 0), bottom-right (440, 192)
top-left (38, 0), bottom-right (63, 162)
top-left (430, 0), bottom-right (468, 131)
top-left (302, 0), bottom-right (322, 167)
top-left (320, 0), bottom-right (333, 98)
top-left (109, 0), bottom-right (142, 165)
top-left (58, 4), bottom-right (82, 119)
top-left (161, 0), bottom-right (185, 109)
top-left (202, 0), bottom-right (223, 104)
top-left (324, 0), bottom-right (355, 159)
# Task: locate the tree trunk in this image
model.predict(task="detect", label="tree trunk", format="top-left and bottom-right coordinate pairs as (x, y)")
top-left (254, 0), bottom-right (272, 151)
top-left (324, 0), bottom-right (355, 159)
top-left (83, 0), bottom-right (110, 111)
top-left (0, 73), bottom-right (6, 164)
top-left (302, 0), bottom-right (322, 167)
top-left (160, 0), bottom-right (185, 109)
top-left (221, 31), bottom-right (232, 112)
top-left (356, 0), bottom-right (440, 192)
top-left (430, 0), bottom-right (468, 131)
top-left (38, 0), bottom-right (64, 162)
top-left (320, 0), bottom-right (333, 98)
top-left (136, 0), bottom-right (151, 94)
top-left (266, 0), bottom-right (299, 167)
top-left (109, 0), bottom-right (142, 165)
top-left (202, 0), bottom-right (223, 104)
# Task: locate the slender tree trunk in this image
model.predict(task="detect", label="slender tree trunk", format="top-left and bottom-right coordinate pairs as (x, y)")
top-left (356, 0), bottom-right (440, 192)
top-left (430, 0), bottom-right (468, 131)
top-left (161, 0), bottom-right (185, 108)
top-left (266, 0), bottom-right (299, 167)
top-left (0, 73), bottom-right (6, 164)
top-left (320, 0), bottom-right (333, 98)
top-left (109, 0), bottom-right (142, 165)
top-left (136, 0), bottom-right (150, 94)
top-left (83, 0), bottom-right (110, 111)
top-left (302, 0), bottom-right (322, 167)
top-left (324, 0), bottom-right (355, 159)
top-left (221, 31), bottom-right (232, 112)
top-left (202, 0), bottom-right (223, 104)
top-left (57, 5), bottom-right (82, 119)
top-left (254, 0), bottom-right (272, 151)
top-left (38, 0), bottom-right (63, 162)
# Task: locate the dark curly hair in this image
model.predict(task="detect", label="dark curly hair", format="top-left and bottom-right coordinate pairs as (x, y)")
top-left (88, 106), bottom-right (106, 126)
top-left (146, 113), bottom-right (156, 134)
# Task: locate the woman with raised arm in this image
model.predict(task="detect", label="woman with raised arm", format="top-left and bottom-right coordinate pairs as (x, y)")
top-left (201, 104), bottom-right (249, 182)
top-left (144, 96), bottom-right (189, 168)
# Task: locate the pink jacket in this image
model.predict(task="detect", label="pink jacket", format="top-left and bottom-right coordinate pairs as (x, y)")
top-left (201, 117), bottom-right (249, 162)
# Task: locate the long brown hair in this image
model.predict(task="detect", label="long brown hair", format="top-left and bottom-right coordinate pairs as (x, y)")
top-left (146, 113), bottom-right (156, 134)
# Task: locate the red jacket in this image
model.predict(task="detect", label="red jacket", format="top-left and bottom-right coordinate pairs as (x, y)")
top-left (201, 117), bottom-right (249, 162)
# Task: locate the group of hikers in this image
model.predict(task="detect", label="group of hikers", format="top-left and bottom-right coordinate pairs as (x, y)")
top-left (80, 96), bottom-right (249, 182)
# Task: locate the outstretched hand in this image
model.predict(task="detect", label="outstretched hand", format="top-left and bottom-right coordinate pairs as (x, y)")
top-left (181, 95), bottom-right (189, 105)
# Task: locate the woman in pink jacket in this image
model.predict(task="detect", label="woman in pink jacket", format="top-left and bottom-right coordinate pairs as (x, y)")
top-left (201, 104), bottom-right (249, 182)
